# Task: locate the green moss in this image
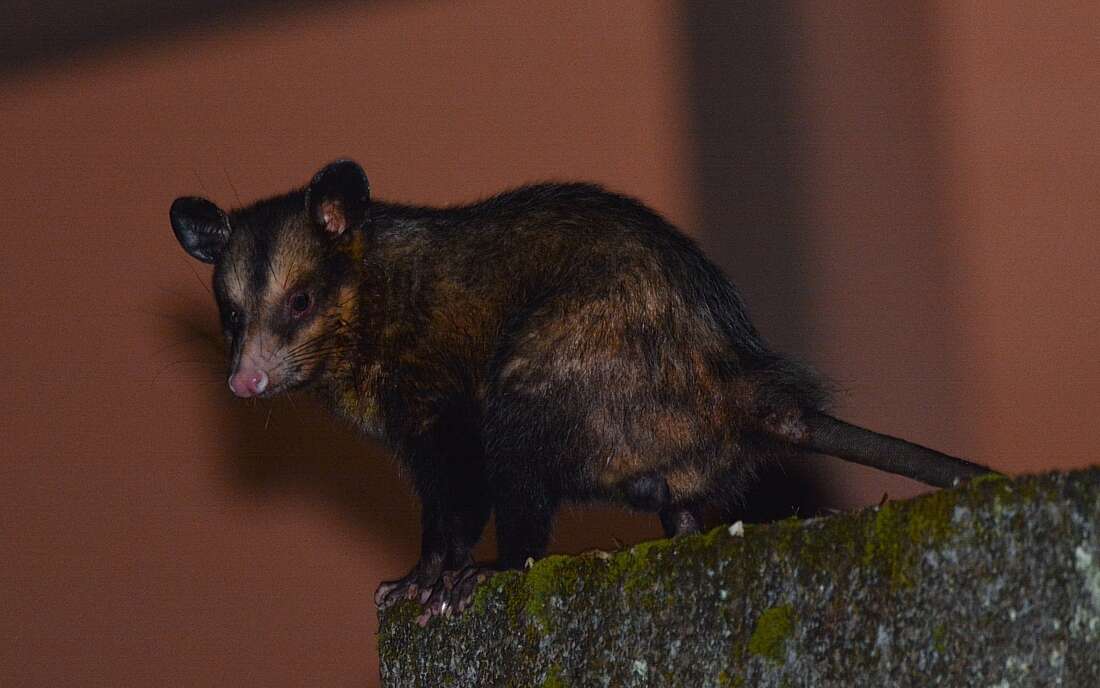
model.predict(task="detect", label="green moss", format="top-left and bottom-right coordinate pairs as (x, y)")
top-left (459, 538), bottom-right (700, 638)
top-left (971, 472), bottom-right (1009, 487)
top-left (597, 535), bottom-right (688, 605)
top-left (623, 539), bottom-right (671, 590)
top-left (541, 665), bottom-right (567, 687)
top-left (861, 486), bottom-right (959, 587)
top-left (932, 623), bottom-right (947, 654)
top-left (717, 669), bottom-right (745, 687)
top-left (494, 571), bottom-right (526, 626)
top-left (988, 472), bottom-right (1044, 505)
top-left (767, 517), bottom-right (818, 570)
top-left (470, 573), bottom-right (497, 616)
top-left (748, 605), bottom-right (795, 663)
top-left (630, 538), bottom-right (668, 559)
top-left (523, 555), bottom-right (576, 627)
top-left (376, 599), bottom-right (421, 666)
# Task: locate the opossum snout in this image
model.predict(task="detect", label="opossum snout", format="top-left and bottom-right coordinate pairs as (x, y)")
top-left (228, 368), bottom-right (269, 398)
top-left (228, 331), bottom-right (282, 398)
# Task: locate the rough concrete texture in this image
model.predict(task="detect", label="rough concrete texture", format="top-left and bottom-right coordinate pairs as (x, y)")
top-left (378, 470), bottom-right (1100, 687)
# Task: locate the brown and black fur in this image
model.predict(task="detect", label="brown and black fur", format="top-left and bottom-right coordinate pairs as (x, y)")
top-left (170, 160), bottom-right (995, 622)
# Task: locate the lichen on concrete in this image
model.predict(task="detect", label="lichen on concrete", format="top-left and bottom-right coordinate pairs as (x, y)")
top-left (379, 469), bottom-right (1100, 687)
top-left (747, 605), bottom-right (794, 663)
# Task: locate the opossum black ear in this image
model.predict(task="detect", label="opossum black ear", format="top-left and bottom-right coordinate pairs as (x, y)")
top-left (306, 159), bottom-right (371, 236)
top-left (170, 196), bottom-right (230, 264)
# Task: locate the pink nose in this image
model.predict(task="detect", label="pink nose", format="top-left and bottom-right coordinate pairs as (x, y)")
top-left (228, 368), bottom-right (269, 398)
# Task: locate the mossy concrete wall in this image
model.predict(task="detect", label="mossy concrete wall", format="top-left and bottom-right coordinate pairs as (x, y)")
top-left (378, 470), bottom-right (1100, 687)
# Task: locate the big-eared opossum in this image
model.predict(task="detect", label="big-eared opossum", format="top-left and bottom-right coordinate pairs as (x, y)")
top-left (170, 160), bottom-right (996, 622)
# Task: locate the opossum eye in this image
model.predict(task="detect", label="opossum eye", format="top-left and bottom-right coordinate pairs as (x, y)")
top-left (227, 309), bottom-right (240, 326)
top-left (288, 291), bottom-right (313, 318)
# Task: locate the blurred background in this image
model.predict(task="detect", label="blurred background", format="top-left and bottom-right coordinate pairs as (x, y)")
top-left (2, 1), bottom-right (1098, 685)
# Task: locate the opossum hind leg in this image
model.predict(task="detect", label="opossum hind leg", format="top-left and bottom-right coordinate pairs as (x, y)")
top-left (620, 471), bottom-right (704, 537)
top-left (659, 503), bottom-right (704, 537)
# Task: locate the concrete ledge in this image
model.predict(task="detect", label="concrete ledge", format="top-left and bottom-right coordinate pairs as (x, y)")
top-left (379, 469), bottom-right (1100, 687)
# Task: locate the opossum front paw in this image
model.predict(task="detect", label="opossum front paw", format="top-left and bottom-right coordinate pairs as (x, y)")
top-left (415, 566), bottom-right (495, 626)
top-left (375, 571), bottom-right (430, 609)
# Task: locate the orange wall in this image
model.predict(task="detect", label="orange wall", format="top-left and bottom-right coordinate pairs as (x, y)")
top-left (938, 2), bottom-right (1100, 473)
top-left (0, 2), bottom-right (688, 685)
top-left (2, 1), bottom-right (1098, 685)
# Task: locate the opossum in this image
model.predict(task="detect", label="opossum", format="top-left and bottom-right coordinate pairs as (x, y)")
top-left (170, 159), bottom-right (995, 622)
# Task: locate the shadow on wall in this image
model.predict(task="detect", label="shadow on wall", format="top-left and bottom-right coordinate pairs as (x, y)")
top-left (155, 292), bottom-right (421, 556)
top-left (684, 1), bottom-right (830, 521)
top-left (0, 0), bottom-right (347, 75)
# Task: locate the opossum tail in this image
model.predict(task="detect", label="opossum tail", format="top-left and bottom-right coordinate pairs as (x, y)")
top-left (796, 412), bottom-right (997, 488)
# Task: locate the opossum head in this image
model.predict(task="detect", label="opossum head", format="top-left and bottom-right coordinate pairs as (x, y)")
top-left (170, 160), bottom-right (369, 398)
